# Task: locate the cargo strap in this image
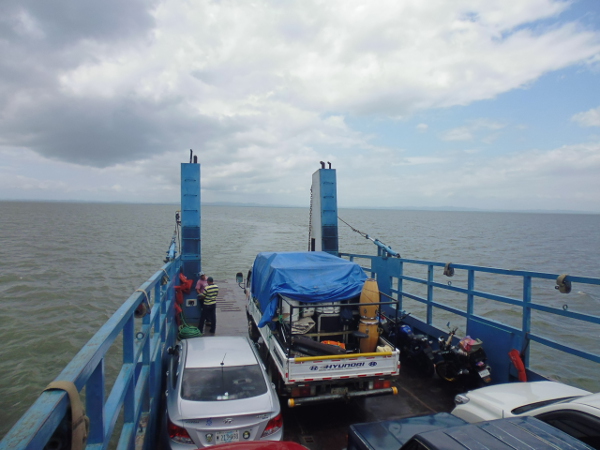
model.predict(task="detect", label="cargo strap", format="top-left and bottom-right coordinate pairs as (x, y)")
top-left (43, 381), bottom-right (90, 450)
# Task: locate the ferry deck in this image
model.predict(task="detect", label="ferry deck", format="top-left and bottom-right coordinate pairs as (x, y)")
top-left (208, 279), bottom-right (459, 450)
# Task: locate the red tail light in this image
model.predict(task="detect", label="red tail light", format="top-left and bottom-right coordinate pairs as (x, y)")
top-left (373, 379), bottom-right (391, 389)
top-left (167, 418), bottom-right (193, 444)
top-left (261, 413), bottom-right (283, 437)
top-left (291, 385), bottom-right (312, 397)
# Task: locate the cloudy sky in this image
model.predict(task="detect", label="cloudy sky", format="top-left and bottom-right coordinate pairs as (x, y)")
top-left (1, 0), bottom-right (599, 211)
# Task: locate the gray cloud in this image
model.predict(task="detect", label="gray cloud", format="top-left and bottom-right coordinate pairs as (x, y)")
top-left (0, 94), bottom-right (243, 166)
top-left (1, 0), bottom-right (157, 46)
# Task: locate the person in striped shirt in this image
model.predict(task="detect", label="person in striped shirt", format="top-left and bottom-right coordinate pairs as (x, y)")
top-left (198, 277), bottom-right (218, 334)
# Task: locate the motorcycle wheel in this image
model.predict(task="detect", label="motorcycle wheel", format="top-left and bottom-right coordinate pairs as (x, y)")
top-left (435, 361), bottom-right (457, 382)
top-left (416, 354), bottom-right (435, 378)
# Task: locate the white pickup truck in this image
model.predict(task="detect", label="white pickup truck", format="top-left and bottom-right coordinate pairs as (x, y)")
top-left (239, 251), bottom-right (400, 407)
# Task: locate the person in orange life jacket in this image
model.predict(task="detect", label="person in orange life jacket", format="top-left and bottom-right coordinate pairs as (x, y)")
top-left (198, 277), bottom-right (218, 334)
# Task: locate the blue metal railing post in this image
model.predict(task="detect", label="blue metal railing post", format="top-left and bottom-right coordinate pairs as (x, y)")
top-left (123, 316), bottom-right (135, 427)
top-left (86, 361), bottom-right (105, 445)
top-left (467, 269), bottom-right (475, 318)
top-left (427, 264), bottom-right (434, 325)
top-left (398, 261), bottom-right (404, 312)
top-left (522, 276), bottom-right (532, 366)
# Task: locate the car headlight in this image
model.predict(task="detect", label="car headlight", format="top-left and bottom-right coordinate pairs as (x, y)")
top-left (454, 394), bottom-right (470, 405)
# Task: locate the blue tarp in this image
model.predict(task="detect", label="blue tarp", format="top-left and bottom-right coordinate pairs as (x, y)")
top-left (251, 251), bottom-right (367, 327)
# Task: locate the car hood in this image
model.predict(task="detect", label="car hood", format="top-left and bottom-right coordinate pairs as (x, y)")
top-left (175, 390), bottom-right (276, 420)
top-left (460, 381), bottom-right (590, 418)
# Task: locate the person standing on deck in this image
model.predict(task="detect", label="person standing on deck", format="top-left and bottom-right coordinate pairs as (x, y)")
top-left (199, 277), bottom-right (218, 334)
top-left (195, 272), bottom-right (208, 296)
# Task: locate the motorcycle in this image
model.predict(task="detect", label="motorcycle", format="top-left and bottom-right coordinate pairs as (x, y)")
top-left (397, 323), bottom-right (435, 377)
top-left (434, 327), bottom-right (492, 386)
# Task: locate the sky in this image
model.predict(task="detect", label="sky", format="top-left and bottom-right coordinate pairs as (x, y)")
top-left (1, 0), bottom-right (599, 212)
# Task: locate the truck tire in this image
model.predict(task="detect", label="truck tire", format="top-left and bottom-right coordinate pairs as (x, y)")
top-left (247, 315), bottom-right (260, 342)
top-left (267, 359), bottom-right (284, 395)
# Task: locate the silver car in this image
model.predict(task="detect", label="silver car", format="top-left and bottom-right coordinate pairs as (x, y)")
top-left (165, 336), bottom-right (283, 449)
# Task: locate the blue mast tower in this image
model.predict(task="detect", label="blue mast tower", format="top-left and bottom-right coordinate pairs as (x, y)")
top-left (180, 157), bottom-right (201, 280)
top-left (309, 162), bottom-right (339, 256)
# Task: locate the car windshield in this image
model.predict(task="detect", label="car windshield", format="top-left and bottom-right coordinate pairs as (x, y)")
top-left (511, 396), bottom-right (581, 415)
top-left (181, 364), bottom-right (268, 401)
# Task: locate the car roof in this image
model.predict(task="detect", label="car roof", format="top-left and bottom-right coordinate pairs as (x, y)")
top-left (572, 392), bottom-right (600, 409)
top-left (183, 336), bottom-right (259, 368)
top-left (416, 416), bottom-right (594, 450)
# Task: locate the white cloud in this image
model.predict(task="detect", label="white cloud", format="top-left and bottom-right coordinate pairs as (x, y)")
top-left (442, 119), bottom-right (506, 141)
top-left (442, 127), bottom-right (474, 141)
top-left (340, 141), bottom-right (600, 210)
top-left (53, 1), bottom-right (600, 120)
top-left (572, 106), bottom-right (600, 127)
top-left (416, 123), bottom-right (428, 133)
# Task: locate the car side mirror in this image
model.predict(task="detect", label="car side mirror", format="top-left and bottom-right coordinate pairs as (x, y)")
top-left (236, 272), bottom-right (245, 289)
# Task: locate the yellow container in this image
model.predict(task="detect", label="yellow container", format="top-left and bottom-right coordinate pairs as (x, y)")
top-left (358, 318), bottom-right (379, 353)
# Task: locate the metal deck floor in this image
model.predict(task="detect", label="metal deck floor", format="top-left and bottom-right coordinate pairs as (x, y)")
top-left (206, 279), bottom-right (460, 450)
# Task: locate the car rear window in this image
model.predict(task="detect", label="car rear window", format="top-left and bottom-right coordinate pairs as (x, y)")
top-left (181, 364), bottom-right (268, 401)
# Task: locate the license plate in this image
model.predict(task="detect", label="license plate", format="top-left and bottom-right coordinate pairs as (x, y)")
top-left (216, 430), bottom-right (239, 443)
top-left (331, 387), bottom-right (348, 395)
top-left (478, 369), bottom-right (490, 378)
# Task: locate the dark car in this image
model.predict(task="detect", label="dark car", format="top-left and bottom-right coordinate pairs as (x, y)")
top-left (348, 412), bottom-right (594, 450)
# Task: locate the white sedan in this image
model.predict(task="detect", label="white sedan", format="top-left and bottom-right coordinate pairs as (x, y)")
top-left (165, 336), bottom-right (283, 449)
top-left (452, 381), bottom-right (600, 449)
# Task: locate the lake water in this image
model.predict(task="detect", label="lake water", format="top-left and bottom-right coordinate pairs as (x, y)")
top-left (1, 201), bottom-right (599, 438)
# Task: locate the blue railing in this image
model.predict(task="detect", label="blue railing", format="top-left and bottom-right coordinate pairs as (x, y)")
top-left (0, 258), bottom-right (181, 450)
top-left (341, 252), bottom-right (600, 386)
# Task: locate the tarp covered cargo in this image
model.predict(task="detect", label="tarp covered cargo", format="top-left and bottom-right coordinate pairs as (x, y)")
top-left (251, 252), bottom-right (368, 327)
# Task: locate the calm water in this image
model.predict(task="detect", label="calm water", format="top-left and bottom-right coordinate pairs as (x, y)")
top-left (0, 202), bottom-right (599, 438)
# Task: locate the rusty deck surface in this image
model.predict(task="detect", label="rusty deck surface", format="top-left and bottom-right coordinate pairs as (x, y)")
top-left (204, 279), bottom-right (460, 450)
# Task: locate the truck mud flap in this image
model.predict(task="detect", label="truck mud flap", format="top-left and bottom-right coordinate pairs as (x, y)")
top-left (287, 386), bottom-right (398, 408)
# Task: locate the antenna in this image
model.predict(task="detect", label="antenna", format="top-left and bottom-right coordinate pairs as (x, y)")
top-left (219, 352), bottom-right (227, 399)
